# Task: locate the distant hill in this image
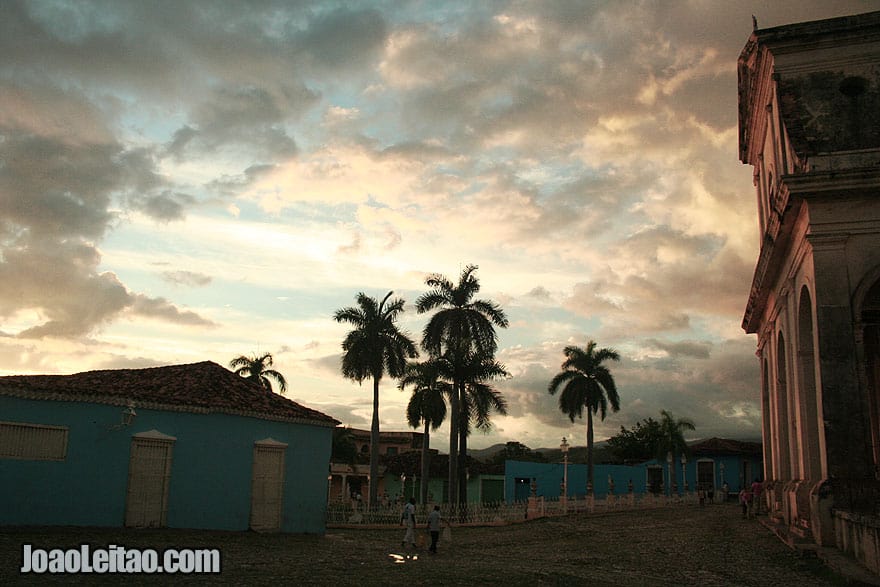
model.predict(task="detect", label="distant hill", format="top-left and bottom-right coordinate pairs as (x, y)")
top-left (468, 437), bottom-right (761, 464)
top-left (467, 443), bottom-right (508, 460)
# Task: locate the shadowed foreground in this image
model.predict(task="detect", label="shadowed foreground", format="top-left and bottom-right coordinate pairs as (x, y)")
top-left (0, 504), bottom-right (851, 585)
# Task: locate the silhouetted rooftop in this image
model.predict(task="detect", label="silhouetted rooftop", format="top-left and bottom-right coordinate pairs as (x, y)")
top-left (0, 361), bottom-right (339, 426)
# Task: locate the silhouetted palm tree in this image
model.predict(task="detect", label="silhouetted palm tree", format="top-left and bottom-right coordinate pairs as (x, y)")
top-left (455, 350), bottom-right (509, 503)
top-left (416, 265), bottom-right (508, 505)
top-left (399, 359), bottom-right (449, 504)
top-left (229, 352), bottom-right (288, 394)
top-left (334, 291), bottom-right (418, 505)
top-left (548, 340), bottom-right (620, 492)
top-left (656, 410), bottom-right (695, 495)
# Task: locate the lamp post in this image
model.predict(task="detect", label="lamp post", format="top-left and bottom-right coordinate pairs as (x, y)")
top-left (681, 454), bottom-right (688, 494)
top-left (666, 452), bottom-right (673, 497)
top-left (400, 473), bottom-right (406, 503)
top-left (560, 436), bottom-right (569, 512)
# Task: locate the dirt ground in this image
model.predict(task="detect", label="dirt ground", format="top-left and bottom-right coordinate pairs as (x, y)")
top-left (0, 503), bottom-right (853, 586)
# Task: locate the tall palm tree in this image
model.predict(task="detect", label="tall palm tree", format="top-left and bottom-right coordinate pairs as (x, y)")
top-left (399, 359), bottom-right (449, 505)
top-left (547, 340), bottom-right (620, 493)
top-left (334, 291), bottom-right (418, 506)
top-left (416, 264), bottom-right (508, 505)
top-left (455, 351), bottom-right (509, 504)
top-left (657, 410), bottom-right (696, 490)
top-left (229, 352), bottom-right (288, 394)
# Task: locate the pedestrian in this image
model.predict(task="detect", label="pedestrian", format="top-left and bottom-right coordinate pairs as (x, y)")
top-left (751, 478), bottom-right (763, 515)
top-left (739, 486), bottom-right (753, 518)
top-left (427, 505), bottom-right (443, 553)
top-left (401, 497), bottom-right (417, 548)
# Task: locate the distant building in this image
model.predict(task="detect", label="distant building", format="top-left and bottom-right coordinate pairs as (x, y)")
top-left (506, 438), bottom-right (761, 502)
top-left (328, 428), bottom-right (424, 504)
top-left (0, 361), bottom-right (338, 533)
top-left (738, 10), bottom-right (880, 571)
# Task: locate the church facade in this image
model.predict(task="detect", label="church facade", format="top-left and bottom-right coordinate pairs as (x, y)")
top-left (738, 11), bottom-right (880, 570)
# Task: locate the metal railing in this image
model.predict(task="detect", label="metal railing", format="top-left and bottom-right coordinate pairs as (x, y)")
top-left (326, 491), bottom-right (704, 527)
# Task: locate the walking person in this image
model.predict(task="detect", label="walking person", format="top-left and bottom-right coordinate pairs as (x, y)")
top-left (427, 505), bottom-right (443, 553)
top-left (739, 486), bottom-right (753, 518)
top-left (401, 497), bottom-right (417, 548)
top-left (750, 478), bottom-right (763, 515)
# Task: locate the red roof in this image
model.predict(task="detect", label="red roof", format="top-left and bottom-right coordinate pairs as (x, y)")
top-left (689, 437), bottom-right (762, 456)
top-left (0, 361), bottom-right (339, 427)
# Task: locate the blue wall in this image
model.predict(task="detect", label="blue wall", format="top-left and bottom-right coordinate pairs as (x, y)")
top-left (0, 396), bottom-right (333, 533)
top-left (505, 454), bottom-right (762, 503)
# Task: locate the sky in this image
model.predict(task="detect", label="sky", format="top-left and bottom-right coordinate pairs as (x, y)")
top-left (2, 0), bottom-right (878, 451)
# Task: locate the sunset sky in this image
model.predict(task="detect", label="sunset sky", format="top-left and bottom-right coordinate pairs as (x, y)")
top-left (2, 0), bottom-right (877, 451)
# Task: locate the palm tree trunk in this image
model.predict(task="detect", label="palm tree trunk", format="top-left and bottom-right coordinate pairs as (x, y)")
top-left (587, 409), bottom-right (594, 494)
top-left (420, 422), bottom-right (430, 505)
top-left (448, 379), bottom-right (459, 506)
top-left (369, 376), bottom-right (380, 506)
top-left (458, 397), bottom-right (468, 506)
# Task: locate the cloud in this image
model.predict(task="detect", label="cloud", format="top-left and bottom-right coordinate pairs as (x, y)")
top-left (0, 0), bottom-right (868, 448)
top-left (160, 271), bottom-right (213, 288)
top-left (645, 339), bottom-right (713, 359)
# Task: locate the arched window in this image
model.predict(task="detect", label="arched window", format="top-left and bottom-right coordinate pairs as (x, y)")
top-left (797, 286), bottom-right (823, 479)
top-left (776, 333), bottom-right (793, 479)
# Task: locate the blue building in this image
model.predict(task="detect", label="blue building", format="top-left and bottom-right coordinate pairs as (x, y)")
top-left (505, 438), bottom-right (762, 502)
top-left (0, 361), bottom-right (338, 533)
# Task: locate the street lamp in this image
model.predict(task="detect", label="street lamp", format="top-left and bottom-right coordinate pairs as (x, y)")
top-left (400, 473), bottom-right (406, 502)
top-left (560, 436), bottom-right (570, 512)
top-left (681, 454), bottom-right (688, 493)
top-left (666, 451), bottom-right (673, 497)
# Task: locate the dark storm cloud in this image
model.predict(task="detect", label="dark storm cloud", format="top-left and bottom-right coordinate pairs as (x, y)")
top-left (130, 295), bottom-right (215, 327)
top-left (129, 191), bottom-right (197, 222)
top-left (297, 7), bottom-right (388, 70)
top-left (0, 79), bottom-right (213, 338)
top-left (645, 339), bottom-right (713, 359)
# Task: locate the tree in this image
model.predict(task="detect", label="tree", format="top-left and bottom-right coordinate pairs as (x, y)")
top-left (657, 409), bottom-right (695, 461)
top-left (547, 340), bottom-right (620, 492)
top-left (606, 417), bottom-right (664, 463)
top-left (416, 264), bottom-right (508, 506)
top-left (456, 350), bottom-right (509, 503)
top-left (334, 291), bottom-right (418, 506)
top-left (489, 441), bottom-right (547, 465)
top-left (399, 359), bottom-right (449, 505)
top-left (331, 426), bottom-right (360, 467)
top-left (229, 352), bottom-right (288, 394)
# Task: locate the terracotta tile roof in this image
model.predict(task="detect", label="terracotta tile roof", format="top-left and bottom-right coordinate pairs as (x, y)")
top-left (689, 437), bottom-right (762, 456)
top-left (0, 361), bottom-right (339, 427)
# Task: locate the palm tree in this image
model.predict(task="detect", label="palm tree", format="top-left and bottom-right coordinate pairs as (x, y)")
top-left (455, 351), bottom-right (509, 504)
top-left (334, 291), bottom-right (418, 506)
top-left (416, 264), bottom-right (508, 505)
top-left (547, 340), bottom-right (620, 493)
top-left (229, 352), bottom-right (288, 394)
top-left (399, 359), bottom-right (449, 505)
top-left (657, 410), bottom-right (696, 493)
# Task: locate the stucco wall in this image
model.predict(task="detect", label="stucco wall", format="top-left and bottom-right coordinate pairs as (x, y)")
top-left (504, 456), bottom-right (761, 503)
top-left (0, 396), bottom-right (332, 533)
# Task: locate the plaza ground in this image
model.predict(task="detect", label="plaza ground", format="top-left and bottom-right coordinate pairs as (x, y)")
top-left (0, 503), bottom-right (868, 585)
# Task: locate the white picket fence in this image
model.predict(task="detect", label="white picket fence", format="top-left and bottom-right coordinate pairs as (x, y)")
top-left (326, 491), bottom-right (705, 527)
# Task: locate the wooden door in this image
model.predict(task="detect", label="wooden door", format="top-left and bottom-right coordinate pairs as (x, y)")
top-left (125, 435), bottom-right (174, 527)
top-left (250, 441), bottom-right (286, 532)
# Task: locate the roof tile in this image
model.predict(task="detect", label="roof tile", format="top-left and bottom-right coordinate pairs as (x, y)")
top-left (0, 361), bottom-right (339, 426)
